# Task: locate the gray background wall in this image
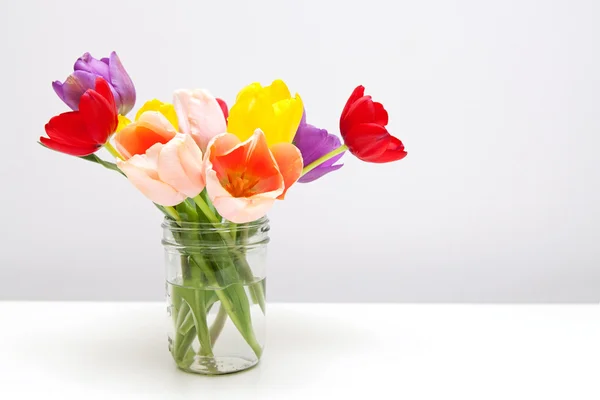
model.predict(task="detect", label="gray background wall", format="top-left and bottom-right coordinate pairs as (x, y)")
top-left (1, 0), bottom-right (599, 302)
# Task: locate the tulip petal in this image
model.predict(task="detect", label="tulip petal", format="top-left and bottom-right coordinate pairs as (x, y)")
top-left (74, 52), bottom-right (111, 81)
top-left (272, 94), bottom-right (304, 144)
top-left (228, 93), bottom-right (275, 143)
top-left (135, 99), bottom-right (179, 131)
top-left (207, 133), bottom-right (241, 156)
top-left (59, 71), bottom-right (97, 110)
top-left (293, 123), bottom-right (338, 164)
top-left (173, 89), bottom-right (227, 152)
top-left (204, 131), bottom-right (285, 223)
top-left (44, 112), bottom-right (93, 146)
top-left (205, 159), bottom-right (279, 224)
top-left (92, 77), bottom-right (117, 110)
top-left (293, 121), bottom-right (345, 183)
top-left (266, 79), bottom-right (292, 103)
top-left (78, 86), bottom-right (118, 144)
top-left (368, 136), bottom-right (408, 163)
top-left (108, 52), bottom-right (136, 114)
top-left (227, 80), bottom-right (303, 146)
top-left (345, 123), bottom-right (390, 161)
top-left (298, 163), bottom-right (344, 183)
top-left (177, 134), bottom-right (205, 187)
top-left (339, 85), bottom-right (407, 164)
top-left (118, 144), bottom-right (186, 206)
top-left (211, 131), bottom-right (282, 195)
top-left (216, 98), bottom-right (229, 120)
top-left (300, 108), bottom-right (307, 126)
top-left (346, 95), bottom-right (373, 120)
top-left (40, 136), bottom-right (100, 156)
top-left (243, 131), bottom-right (284, 193)
top-left (234, 82), bottom-right (263, 103)
top-left (53, 52), bottom-right (135, 115)
top-left (373, 102), bottom-right (388, 126)
top-left (114, 112), bottom-right (177, 159)
top-left (211, 193), bottom-right (276, 224)
top-left (270, 142), bottom-right (302, 199)
top-left (136, 111), bottom-right (178, 136)
top-left (115, 126), bottom-right (168, 159)
top-left (345, 96), bottom-right (389, 129)
top-left (52, 81), bottom-right (66, 104)
top-left (157, 133), bottom-right (205, 198)
top-left (341, 85), bottom-right (365, 124)
top-left (116, 115), bottom-right (132, 132)
top-left (42, 79), bottom-right (119, 157)
top-left (342, 95), bottom-right (371, 133)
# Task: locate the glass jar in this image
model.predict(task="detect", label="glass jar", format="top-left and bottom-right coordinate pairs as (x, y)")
top-left (162, 216), bottom-right (269, 375)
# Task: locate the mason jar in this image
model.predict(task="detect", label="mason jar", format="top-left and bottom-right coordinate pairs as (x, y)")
top-left (162, 216), bottom-right (269, 374)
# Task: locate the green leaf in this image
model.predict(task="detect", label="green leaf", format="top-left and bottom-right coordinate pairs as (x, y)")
top-left (200, 189), bottom-right (222, 220)
top-left (38, 141), bottom-right (125, 176)
top-left (79, 154), bottom-right (125, 176)
top-left (175, 201), bottom-right (199, 222)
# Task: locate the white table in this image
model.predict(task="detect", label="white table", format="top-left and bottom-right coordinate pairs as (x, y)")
top-left (0, 303), bottom-right (598, 399)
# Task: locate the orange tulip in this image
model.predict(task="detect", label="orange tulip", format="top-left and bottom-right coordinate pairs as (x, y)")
top-left (114, 112), bottom-right (205, 206)
top-left (114, 111), bottom-right (177, 159)
top-left (117, 133), bottom-right (205, 206)
top-left (204, 130), bottom-right (302, 223)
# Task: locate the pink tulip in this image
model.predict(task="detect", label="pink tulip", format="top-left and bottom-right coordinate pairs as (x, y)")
top-left (204, 129), bottom-right (302, 223)
top-left (117, 133), bottom-right (205, 206)
top-left (173, 89), bottom-right (227, 152)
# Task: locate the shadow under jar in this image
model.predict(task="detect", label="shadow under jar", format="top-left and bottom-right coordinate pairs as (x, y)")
top-left (162, 217), bottom-right (269, 375)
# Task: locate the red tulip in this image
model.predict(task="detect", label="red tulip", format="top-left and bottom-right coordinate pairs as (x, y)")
top-left (216, 98), bottom-right (229, 120)
top-left (41, 77), bottom-right (118, 156)
top-left (339, 85), bottom-right (407, 163)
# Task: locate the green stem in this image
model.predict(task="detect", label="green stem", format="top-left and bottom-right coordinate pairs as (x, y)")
top-left (238, 224), bottom-right (249, 248)
top-left (178, 248), bottom-right (214, 357)
top-left (233, 244), bottom-right (266, 313)
top-left (103, 141), bottom-right (124, 160)
top-left (175, 300), bottom-right (190, 331)
top-left (192, 195), bottom-right (221, 224)
top-left (230, 222), bottom-right (237, 242)
top-left (189, 254), bottom-right (263, 358)
top-left (163, 206), bottom-right (181, 222)
top-left (186, 196), bottom-right (263, 357)
top-left (209, 304), bottom-right (228, 345)
top-left (183, 200), bottom-right (199, 220)
top-left (176, 326), bottom-right (197, 362)
top-left (173, 302), bottom-right (193, 362)
top-left (200, 190), bottom-right (220, 219)
top-left (169, 208), bottom-right (216, 361)
top-left (193, 195), bottom-right (265, 312)
top-left (80, 154), bottom-right (126, 176)
top-left (234, 225), bottom-right (264, 311)
top-left (183, 292), bottom-right (214, 357)
top-left (173, 286), bottom-right (214, 359)
top-left (301, 144), bottom-right (348, 176)
top-left (39, 141), bottom-right (126, 177)
top-left (177, 309), bottom-right (194, 335)
top-left (221, 284), bottom-right (263, 357)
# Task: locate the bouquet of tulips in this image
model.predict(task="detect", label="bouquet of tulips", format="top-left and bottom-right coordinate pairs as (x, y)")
top-left (41, 51), bottom-right (407, 373)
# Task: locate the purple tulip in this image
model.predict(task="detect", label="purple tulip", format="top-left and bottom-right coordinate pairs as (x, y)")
top-left (53, 52), bottom-right (136, 115)
top-left (293, 112), bottom-right (345, 183)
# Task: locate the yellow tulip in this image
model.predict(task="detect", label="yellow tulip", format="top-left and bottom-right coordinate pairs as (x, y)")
top-left (135, 99), bottom-right (179, 131)
top-left (115, 99), bottom-right (179, 133)
top-left (116, 115), bottom-right (132, 133)
top-left (227, 79), bottom-right (303, 147)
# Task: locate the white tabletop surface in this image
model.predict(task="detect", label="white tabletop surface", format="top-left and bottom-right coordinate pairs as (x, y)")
top-left (0, 302), bottom-right (598, 399)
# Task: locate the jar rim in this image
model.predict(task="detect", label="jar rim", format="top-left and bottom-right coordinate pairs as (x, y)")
top-left (161, 215), bottom-right (269, 230)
